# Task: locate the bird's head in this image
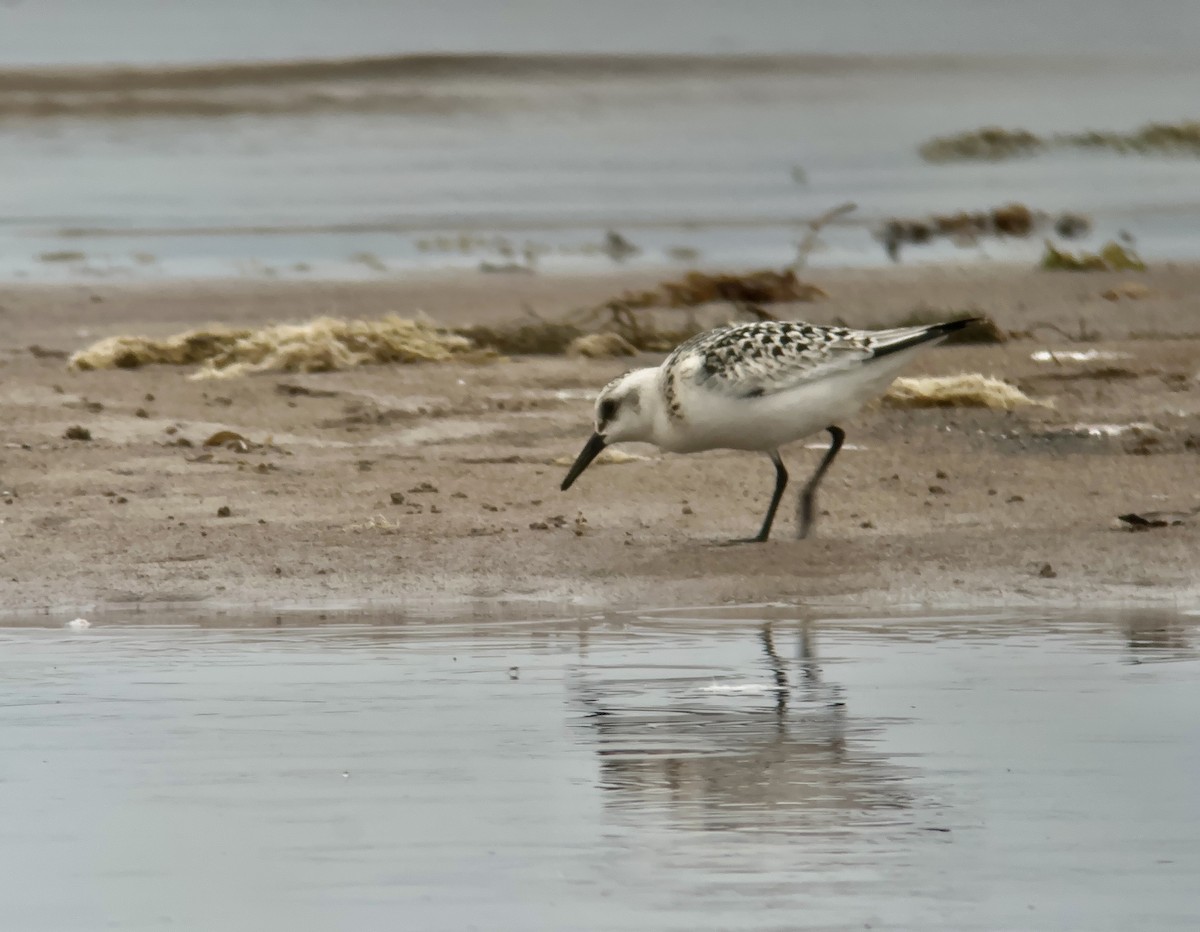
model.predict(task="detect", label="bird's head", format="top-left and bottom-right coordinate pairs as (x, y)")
top-left (561, 368), bottom-right (656, 490)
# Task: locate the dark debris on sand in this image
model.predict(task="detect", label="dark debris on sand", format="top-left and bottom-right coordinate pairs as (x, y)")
top-left (877, 203), bottom-right (1090, 262)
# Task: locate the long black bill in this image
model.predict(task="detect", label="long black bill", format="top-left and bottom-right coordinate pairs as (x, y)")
top-left (561, 433), bottom-right (607, 491)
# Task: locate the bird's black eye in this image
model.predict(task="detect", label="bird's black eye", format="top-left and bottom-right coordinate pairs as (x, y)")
top-left (597, 398), bottom-right (618, 425)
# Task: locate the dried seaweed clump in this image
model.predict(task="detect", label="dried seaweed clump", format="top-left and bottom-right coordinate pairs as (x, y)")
top-left (921, 121), bottom-right (1200, 162)
top-left (884, 374), bottom-right (1046, 410)
top-left (1040, 241), bottom-right (1146, 272)
top-left (616, 269), bottom-right (827, 311)
top-left (877, 203), bottom-right (1089, 261)
top-left (456, 322), bottom-right (582, 355)
top-left (454, 269), bottom-right (825, 359)
top-left (69, 316), bottom-right (480, 379)
top-left (1062, 121), bottom-right (1200, 156)
top-left (70, 329), bottom-right (247, 371)
top-left (566, 332), bottom-right (638, 358)
top-left (919, 127), bottom-right (1044, 162)
top-left (557, 268), bottom-right (829, 354)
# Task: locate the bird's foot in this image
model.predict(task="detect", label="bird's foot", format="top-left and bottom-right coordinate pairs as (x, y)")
top-left (713, 535), bottom-right (769, 547)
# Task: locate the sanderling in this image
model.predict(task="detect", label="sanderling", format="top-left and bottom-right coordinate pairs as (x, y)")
top-left (561, 316), bottom-right (979, 542)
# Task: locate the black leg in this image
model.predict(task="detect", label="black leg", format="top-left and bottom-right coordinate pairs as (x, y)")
top-left (718, 450), bottom-right (787, 545)
top-left (796, 425), bottom-right (845, 540)
top-left (752, 450), bottom-right (789, 542)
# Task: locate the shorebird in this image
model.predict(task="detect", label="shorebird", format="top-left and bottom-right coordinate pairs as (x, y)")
top-left (561, 317), bottom-right (978, 542)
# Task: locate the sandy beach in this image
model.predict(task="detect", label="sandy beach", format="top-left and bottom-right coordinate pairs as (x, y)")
top-left (2, 262), bottom-right (1197, 616)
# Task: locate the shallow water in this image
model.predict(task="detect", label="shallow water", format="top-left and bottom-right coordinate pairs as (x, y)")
top-left (4, 1), bottom-right (1200, 279)
top-left (3, 607), bottom-right (1199, 931)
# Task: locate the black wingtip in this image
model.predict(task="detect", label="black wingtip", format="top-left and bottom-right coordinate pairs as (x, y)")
top-left (934, 316), bottom-right (986, 335)
top-left (870, 317), bottom-right (986, 358)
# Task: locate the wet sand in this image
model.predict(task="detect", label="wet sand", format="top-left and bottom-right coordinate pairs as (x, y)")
top-left (2, 264), bottom-right (1199, 615)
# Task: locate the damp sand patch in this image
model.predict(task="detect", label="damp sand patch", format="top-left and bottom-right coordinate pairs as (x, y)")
top-left (550, 449), bottom-right (653, 468)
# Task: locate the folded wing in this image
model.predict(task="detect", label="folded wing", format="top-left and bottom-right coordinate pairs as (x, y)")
top-left (665, 319), bottom-right (977, 400)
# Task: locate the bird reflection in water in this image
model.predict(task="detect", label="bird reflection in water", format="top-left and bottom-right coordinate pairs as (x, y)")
top-left (1123, 610), bottom-right (1196, 663)
top-left (572, 622), bottom-right (918, 836)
